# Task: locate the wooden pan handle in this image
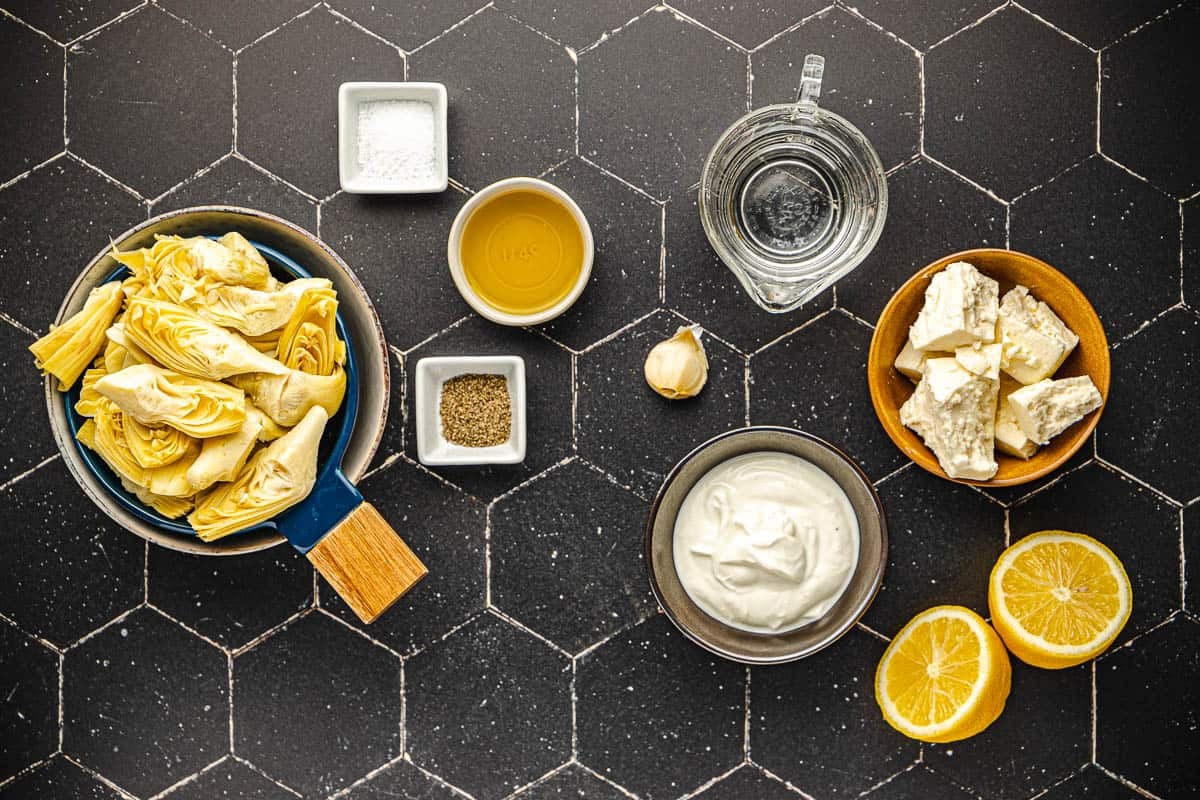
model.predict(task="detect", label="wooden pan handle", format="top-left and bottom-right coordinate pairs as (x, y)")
top-left (307, 502), bottom-right (428, 624)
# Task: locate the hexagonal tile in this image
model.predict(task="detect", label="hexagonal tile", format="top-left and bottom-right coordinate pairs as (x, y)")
top-left (0, 622), bottom-right (57, 782)
top-left (578, 7), bottom-right (746, 200)
top-left (846, 0), bottom-right (1000, 51)
top-left (3, 0), bottom-right (140, 43)
top-left (0, 157), bottom-right (143, 332)
top-left (157, 0), bottom-right (313, 50)
top-left (539, 158), bottom-right (661, 351)
top-left (576, 615), bottom-right (744, 799)
top-left (1097, 615), bottom-right (1200, 798)
top-left (63, 607), bottom-right (228, 798)
top-left (510, 764), bottom-right (628, 799)
top-left (1020, 0), bottom-right (1175, 49)
top-left (238, 7), bottom-right (403, 198)
top-left (408, 8), bottom-right (573, 190)
top-left (664, 192), bottom-right (830, 351)
top-left (494, 0), bottom-right (649, 48)
top-left (67, 5), bottom-right (232, 198)
top-left (577, 311), bottom-right (746, 499)
top-left (1187, 503), bottom-right (1198, 617)
top-left (860, 765), bottom-right (976, 800)
top-left (405, 317), bottom-right (573, 500)
top-left (749, 311), bottom-right (906, 481)
top-left (752, 7), bottom-right (920, 170)
top-left (367, 347), bottom-right (405, 472)
top-left (159, 759), bottom-right (294, 799)
top-left (837, 158), bottom-right (1006, 324)
top-left (862, 467), bottom-right (1004, 636)
top-left (692, 765), bottom-right (796, 800)
top-left (148, 545), bottom-right (312, 650)
top-left (233, 612), bottom-right (402, 796)
top-left (342, 758), bottom-right (460, 800)
top-left (1102, 3), bottom-right (1200, 197)
top-left (330, 0), bottom-right (484, 51)
top-left (1010, 155), bottom-right (1179, 340)
top-left (406, 613), bottom-right (571, 800)
top-left (1011, 463), bottom-right (1181, 648)
top-left (670, 0), bottom-right (824, 49)
top-left (152, 156), bottom-right (317, 231)
top-left (0, 323), bottom-right (55, 486)
top-left (926, 661), bottom-right (1090, 800)
top-left (320, 459), bottom-right (486, 655)
top-left (925, 6), bottom-right (1095, 199)
top-left (320, 187), bottom-right (471, 352)
top-left (1032, 764), bottom-right (1143, 800)
top-left (0, 17), bottom-right (61, 184)
top-left (0, 756), bottom-right (125, 800)
top-left (977, 438), bottom-right (1093, 508)
top-left (752, 628), bottom-right (916, 796)
top-left (1098, 308), bottom-right (1200, 503)
top-left (491, 460), bottom-right (654, 653)
top-left (0, 459), bottom-right (142, 647)
top-left (1185, 197), bottom-right (1196, 309)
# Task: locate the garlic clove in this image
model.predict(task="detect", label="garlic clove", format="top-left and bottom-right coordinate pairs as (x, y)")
top-left (644, 325), bottom-right (709, 400)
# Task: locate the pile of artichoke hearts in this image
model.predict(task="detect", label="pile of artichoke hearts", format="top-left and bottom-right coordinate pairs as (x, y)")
top-left (29, 233), bottom-right (347, 541)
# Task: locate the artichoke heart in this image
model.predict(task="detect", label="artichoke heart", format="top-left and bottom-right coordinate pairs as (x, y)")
top-left (189, 406), bottom-right (329, 541)
top-left (199, 277), bottom-right (333, 337)
top-left (276, 287), bottom-right (345, 375)
top-left (122, 297), bottom-right (287, 380)
top-left (120, 477), bottom-right (194, 520)
top-left (29, 281), bottom-right (123, 390)
top-left (102, 338), bottom-right (130, 374)
top-left (122, 416), bottom-right (194, 469)
top-left (217, 232), bottom-right (270, 278)
top-left (82, 400), bottom-right (201, 497)
top-left (75, 367), bottom-right (108, 418)
top-left (185, 404), bottom-right (265, 492)
top-left (95, 363), bottom-right (247, 438)
top-left (229, 366), bottom-right (346, 428)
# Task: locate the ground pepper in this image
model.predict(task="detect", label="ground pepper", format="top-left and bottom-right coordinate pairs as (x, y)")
top-left (439, 373), bottom-right (511, 447)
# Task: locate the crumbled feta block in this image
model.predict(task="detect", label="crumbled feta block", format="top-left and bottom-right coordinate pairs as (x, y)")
top-left (997, 285), bottom-right (1079, 385)
top-left (909, 261), bottom-right (999, 351)
top-left (1007, 375), bottom-right (1102, 444)
top-left (895, 338), bottom-right (945, 383)
top-left (954, 342), bottom-right (1002, 381)
top-left (900, 357), bottom-right (998, 480)
top-left (995, 378), bottom-right (1038, 459)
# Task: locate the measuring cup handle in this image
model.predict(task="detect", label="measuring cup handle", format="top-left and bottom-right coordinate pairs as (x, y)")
top-left (796, 53), bottom-right (824, 117)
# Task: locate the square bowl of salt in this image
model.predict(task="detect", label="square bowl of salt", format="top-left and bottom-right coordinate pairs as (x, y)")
top-left (414, 355), bottom-right (527, 467)
top-left (338, 82), bottom-right (448, 193)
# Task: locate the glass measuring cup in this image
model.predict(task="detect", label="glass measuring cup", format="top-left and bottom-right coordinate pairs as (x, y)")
top-left (699, 55), bottom-right (887, 314)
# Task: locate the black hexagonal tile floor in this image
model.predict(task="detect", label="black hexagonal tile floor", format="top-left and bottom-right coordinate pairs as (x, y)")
top-left (577, 311), bottom-right (746, 499)
top-left (233, 612), bottom-right (402, 796)
top-left (670, 0), bottom-right (825, 49)
top-left (160, 759), bottom-right (295, 800)
top-left (67, 5), bottom-right (232, 198)
top-left (1033, 764), bottom-right (1144, 800)
top-left (861, 765), bottom-right (976, 800)
top-left (405, 317), bottom-right (573, 501)
top-left (664, 192), bottom-right (830, 352)
top-left (510, 764), bottom-right (628, 799)
top-left (491, 460), bottom-right (654, 653)
top-left (63, 607), bottom-right (228, 798)
top-left (1097, 615), bottom-right (1200, 798)
top-left (494, 0), bottom-right (649, 48)
top-left (152, 156), bottom-right (318, 231)
top-left (539, 158), bottom-right (661, 351)
top-left (0, 622), bottom-right (57, 782)
top-left (692, 765), bottom-right (796, 800)
top-left (925, 6), bottom-right (1095, 199)
top-left (578, 7), bottom-right (746, 200)
top-left (0, 459), bottom-right (142, 648)
top-left (752, 7), bottom-right (920, 171)
top-left (2, 0), bottom-right (140, 44)
top-left (406, 613), bottom-right (571, 800)
top-left (1011, 463), bottom-right (1181, 648)
top-left (367, 348), bottom-right (405, 472)
top-left (576, 615), bottom-right (744, 799)
top-left (320, 459), bottom-right (486, 655)
top-left (863, 467), bottom-right (1004, 637)
top-left (1101, 3), bottom-right (1199, 198)
top-left (1187, 503), bottom-right (1198, 617)
top-left (977, 439), bottom-right (1093, 508)
top-left (331, 0), bottom-right (484, 52)
top-left (0, 157), bottom-right (144, 332)
top-left (752, 628), bottom-right (917, 796)
top-left (846, 0), bottom-right (1000, 51)
top-left (157, 0), bottom-right (313, 50)
top-left (1020, 0), bottom-right (1176, 49)
top-left (1185, 198), bottom-right (1196, 309)
top-left (0, 16), bottom-right (62, 185)
top-left (1010, 155), bottom-right (1179, 341)
top-left (408, 8), bottom-right (573, 190)
top-left (148, 545), bottom-right (313, 651)
top-left (0, 756), bottom-right (125, 800)
top-left (926, 660), bottom-right (1090, 800)
top-left (0, 323), bottom-right (55, 486)
top-left (342, 758), bottom-right (459, 800)
top-left (238, 7), bottom-right (403, 199)
top-left (1098, 308), bottom-right (1200, 503)
top-left (837, 157), bottom-right (1006, 324)
top-left (750, 311), bottom-right (906, 481)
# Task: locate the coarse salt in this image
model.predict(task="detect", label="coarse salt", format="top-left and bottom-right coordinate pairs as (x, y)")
top-left (356, 99), bottom-right (437, 183)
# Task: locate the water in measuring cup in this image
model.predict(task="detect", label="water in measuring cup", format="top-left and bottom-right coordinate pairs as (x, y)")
top-left (734, 151), bottom-right (842, 260)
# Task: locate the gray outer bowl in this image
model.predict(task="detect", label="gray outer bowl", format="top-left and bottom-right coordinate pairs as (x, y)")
top-left (646, 427), bottom-right (887, 664)
top-left (45, 206), bottom-right (390, 556)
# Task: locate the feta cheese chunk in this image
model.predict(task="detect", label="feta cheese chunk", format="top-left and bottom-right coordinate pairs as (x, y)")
top-left (895, 339), bottom-right (945, 383)
top-left (995, 378), bottom-right (1038, 459)
top-left (1007, 375), bottom-right (1102, 444)
top-left (909, 261), bottom-right (999, 351)
top-left (900, 357), bottom-right (998, 480)
top-left (997, 285), bottom-right (1079, 385)
top-left (954, 342), bottom-right (1002, 381)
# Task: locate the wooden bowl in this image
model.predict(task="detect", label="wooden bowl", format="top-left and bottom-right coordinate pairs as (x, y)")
top-left (867, 249), bottom-right (1110, 487)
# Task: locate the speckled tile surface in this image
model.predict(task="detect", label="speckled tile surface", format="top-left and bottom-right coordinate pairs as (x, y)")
top-left (0, 2), bottom-right (1196, 798)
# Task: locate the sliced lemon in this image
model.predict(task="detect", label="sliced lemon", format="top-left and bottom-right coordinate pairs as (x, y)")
top-left (989, 530), bottom-right (1131, 669)
top-left (875, 605), bottom-right (1011, 743)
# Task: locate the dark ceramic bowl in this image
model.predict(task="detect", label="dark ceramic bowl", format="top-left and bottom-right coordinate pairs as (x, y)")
top-left (645, 427), bottom-right (887, 664)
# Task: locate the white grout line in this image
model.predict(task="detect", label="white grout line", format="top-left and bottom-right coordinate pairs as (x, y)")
top-left (0, 149), bottom-right (69, 193)
top-left (233, 1), bottom-right (322, 55)
top-left (64, 1), bottom-right (149, 48)
top-left (65, 151), bottom-right (145, 201)
top-left (1009, 1), bottom-right (1097, 51)
top-left (748, 306), bottom-right (835, 356)
top-left (144, 754), bottom-right (228, 800)
top-left (1093, 764), bottom-right (1165, 800)
top-left (1092, 457), bottom-right (1185, 509)
top-left (575, 3), bottom-right (666, 57)
top-left (150, 0), bottom-right (234, 53)
top-left (324, 3), bottom-right (407, 56)
top-left (314, 606), bottom-right (406, 660)
top-left (1103, 0), bottom-right (1188, 49)
top-left (61, 753), bottom-right (142, 799)
top-left (483, 502), bottom-right (494, 608)
top-left (404, 609), bottom-right (488, 661)
top-left (743, 666), bottom-right (752, 761)
top-left (228, 753), bottom-right (305, 797)
top-left (0, 6), bottom-right (65, 45)
top-left (486, 606), bottom-right (574, 660)
top-left (751, 3), bottom-right (836, 52)
top-left (924, 1), bottom-right (1010, 53)
top-left (405, 2), bottom-right (494, 56)
top-left (659, 4), bottom-right (752, 53)
top-left (0, 311), bottom-right (38, 339)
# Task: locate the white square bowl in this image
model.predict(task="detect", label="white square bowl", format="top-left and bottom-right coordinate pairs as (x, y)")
top-left (415, 356), bottom-right (526, 466)
top-left (338, 81), bottom-right (448, 194)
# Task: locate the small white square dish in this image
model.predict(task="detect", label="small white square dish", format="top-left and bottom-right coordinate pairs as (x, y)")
top-left (338, 81), bottom-right (448, 194)
top-left (415, 356), bottom-right (526, 466)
